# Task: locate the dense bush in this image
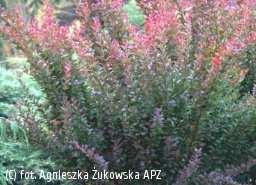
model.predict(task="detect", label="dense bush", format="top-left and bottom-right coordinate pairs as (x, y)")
top-left (0, 118), bottom-right (58, 185)
top-left (0, 57), bottom-right (43, 118)
top-left (239, 45), bottom-right (256, 95)
top-left (0, 57), bottom-right (60, 185)
top-left (0, 0), bottom-right (256, 184)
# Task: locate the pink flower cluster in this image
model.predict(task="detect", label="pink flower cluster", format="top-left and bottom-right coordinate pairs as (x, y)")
top-left (0, 7), bottom-right (28, 51)
top-left (131, 0), bottom-right (179, 53)
top-left (209, 0), bottom-right (256, 73)
top-left (29, 1), bottom-right (69, 52)
top-left (92, 17), bottom-right (101, 33)
top-left (79, 0), bottom-right (90, 19)
top-left (111, 0), bottom-right (124, 10)
top-left (28, 1), bottom-right (92, 57)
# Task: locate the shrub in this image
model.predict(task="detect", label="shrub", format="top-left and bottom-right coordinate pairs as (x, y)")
top-left (0, 57), bottom-right (43, 118)
top-left (0, 0), bottom-right (256, 184)
top-left (0, 117), bottom-right (58, 185)
top-left (239, 45), bottom-right (256, 95)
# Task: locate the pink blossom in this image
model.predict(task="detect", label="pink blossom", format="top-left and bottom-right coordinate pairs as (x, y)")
top-left (0, 6), bottom-right (27, 49)
top-left (69, 30), bottom-right (92, 58)
top-left (111, 0), bottom-right (123, 10)
top-left (131, 0), bottom-right (179, 53)
top-left (109, 39), bottom-right (122, 60)
top-left (92, 17), bottom-right (101, 33)
top-left (211, 55), bottom-right (222, 73)
top-left (79, 0), bottom-right (90, 22)
top-left (28, 1), bottom-right (69, 52)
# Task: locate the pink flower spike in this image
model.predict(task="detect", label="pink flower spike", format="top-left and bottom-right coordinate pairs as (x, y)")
top-left (111, 0), bottom-right (123, 10)
top-left (92, 17), bottom-right (101, 33)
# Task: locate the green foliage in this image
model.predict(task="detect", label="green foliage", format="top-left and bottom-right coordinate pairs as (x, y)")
top-left (123, 0), bottom-right (145, 26)
top-left (0, 57), bottom-right (54, 184)
top-left (22, 0), bottom-right (43, 15)
top-left (239, 45), bottom-right (256, 95)
top-left (1, 0), bottom-right (67, 16)
top-left (21, 46), bottom-right (256, 183)
top-left (0, 57), bottom-right (43, 118)
top-left (0, 0), bottom-right (5, 7)
top-left (0, 38), bottom-right (4, 60)
top-left (199, 79), bottom-right (256, 170)
top-left (0, 117), bottom-right (57, 185)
